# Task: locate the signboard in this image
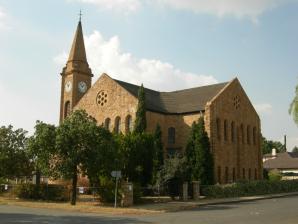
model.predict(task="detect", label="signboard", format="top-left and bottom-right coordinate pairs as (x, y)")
top-left (79, 187), bottom-right (84, 194)
top-left (111, 170), bottom-right (122, 208)
top-left (111, 171), bottom-right (121, 178)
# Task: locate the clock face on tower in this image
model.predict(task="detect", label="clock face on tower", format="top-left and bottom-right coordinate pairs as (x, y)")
top-left (65, 81), bottom-right (72, 92)
top-left (78, 81), bottom-right (87, 93)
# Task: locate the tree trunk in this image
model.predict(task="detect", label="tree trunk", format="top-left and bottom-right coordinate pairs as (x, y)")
top-left (71, 167), bottom-right (78, 205)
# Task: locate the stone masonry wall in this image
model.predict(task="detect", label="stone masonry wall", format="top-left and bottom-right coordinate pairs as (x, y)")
top-left (205, 78), bottom-right (262, 184)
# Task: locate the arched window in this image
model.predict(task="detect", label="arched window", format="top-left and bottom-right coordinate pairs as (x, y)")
top-left (241, 124), bottom-right (244, 144)
top-left (254, 168), bottom-right (258, 180)
top-left (253, 127), bottom-right (257, 145)
top-left (104, 118), bottom-right (111, 131)
top-left (64, 101), bottom-right (71, 119)
top-left (247, 125), bottom-right (251, 145)
top-left (224, 120), bottom-right (228, 141)
top-left (125, 115), bottom-right (133, 133)
top-left (242, 168), bottom-right (246, 179)
top-left (232, 168), bottom-right (236, 182)
top-left (216, 118), bottom-right (221, 140)
top-left (217, 166), bottom-right (221, 184)
top-left (231, 121), bottom-right (235, 143)
top-left (114, 117), bottom-right (121, 134)
top-left (168, 127), bottom-right (175, 144)
top-left (248, 168), bottom-right (252, 180)
top-left (225, 167), bottom-right (229, 183)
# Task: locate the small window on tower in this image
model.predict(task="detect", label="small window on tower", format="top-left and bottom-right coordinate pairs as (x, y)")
top-left (233, 96), bottom-right (240, 110)
top-left (64, 101), bottom-right (71, 118)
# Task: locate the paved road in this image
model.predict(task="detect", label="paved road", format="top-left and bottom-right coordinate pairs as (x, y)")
top-left (1, 196), bottom-right (298, 224)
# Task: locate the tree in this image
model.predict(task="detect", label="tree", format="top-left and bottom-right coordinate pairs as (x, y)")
top-left (0, 125), bottom-right (33, 180)
top-left (152, 124), bottom-right (163, 184)
top-left (261, 136), bottom-right (285, 155)
top-left (289, 85), bottom-right (298, 125)
top-left (27, 121), bottom-right (57, 184)
top-left (185, 117), bottom-right (214, 185)
top-left (55, 110), bottom-right (100, 205)
top-left (157, 154), bottom-right (188, 198)
top-left (81, 126), bottom-right (117, 187)
top-left (134, 84), bottom-right (147, 133)
top-left (117, 132), bottom-right (155, 186)
top-left (292, 146), bottom-right (298, 153)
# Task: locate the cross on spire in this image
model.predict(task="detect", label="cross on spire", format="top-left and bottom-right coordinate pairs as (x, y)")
top-left (79, 10), bottom-right (82, 22)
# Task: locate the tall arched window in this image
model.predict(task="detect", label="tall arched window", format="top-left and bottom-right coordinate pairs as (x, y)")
top-left (248, 168), bottom-right (252, 180)
top-left (232, 168), bottom-right (236, 182)
top-left (253, 127), bottom-right (257, 145)
top-left (225, 167), bottom-right (229, 183)
top-left (104, 118), bottom-right (111, 131)
top-left (247, 125), bottom-right (251, 145)
top-left (125, 115), bottom-right (133, 133)
top-left (241, 124), bottom-right (244, 144)
top-left (114, 117), bottom-right (121, 134)
top-left (242, 168), bottom-right (246, 179)
top-left (231, 121), bottom-right (235, 143)
top-left (224, 120), bottom-right (228, 141)
top-left (254, 168), bottom-right (257, 180)
top-left (216, 118), bottom-right (221, 140)
top-left (64, 101), bottom-right (71, 119)
top-left (168, 127), bottom-right (175, 144)
top-left (217, 166), bottom-right (221, 184)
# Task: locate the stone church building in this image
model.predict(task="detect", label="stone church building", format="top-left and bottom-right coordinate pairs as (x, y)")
top-left (59, 21), bottom-right (262, 184)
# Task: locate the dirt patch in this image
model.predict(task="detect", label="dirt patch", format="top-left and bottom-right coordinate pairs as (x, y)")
top-left (0, 196), bottom-right (163, 215)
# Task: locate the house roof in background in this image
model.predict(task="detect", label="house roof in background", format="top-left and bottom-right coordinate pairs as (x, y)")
top-left (263, 152), bottom-right (298, 169)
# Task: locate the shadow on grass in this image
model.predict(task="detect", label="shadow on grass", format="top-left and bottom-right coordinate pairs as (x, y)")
top-left (0, 213), bottom-right (151, 224)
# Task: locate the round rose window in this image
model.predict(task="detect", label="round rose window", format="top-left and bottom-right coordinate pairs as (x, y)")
top-left (96, 91), bottom-right (108, 106)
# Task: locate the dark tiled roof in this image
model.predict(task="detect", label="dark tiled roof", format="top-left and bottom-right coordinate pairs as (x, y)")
top-left (114, 79), bottom-right (228, 114)
top-left (263, 152), bottom-right (298, 169)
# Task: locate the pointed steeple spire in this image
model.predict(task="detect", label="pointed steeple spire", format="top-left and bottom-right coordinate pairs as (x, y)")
top-left (68, 21), bottom-right (87, 62)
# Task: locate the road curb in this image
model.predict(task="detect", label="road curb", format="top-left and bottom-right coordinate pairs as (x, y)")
top-left (162, 192), bottom-right (298, 212)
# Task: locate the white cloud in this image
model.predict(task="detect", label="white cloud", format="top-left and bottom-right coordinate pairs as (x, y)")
top-left (254, 103), bottom-right (273, 115)
top-left (69, 0), bottom-right (295, 21)
top-left (69, 0), bottom-right (141, 13)
top-left (0, 6), bottom-right (9, 30)
top-left (154, 0), bottom-right (294, 22)
top-left (55, 30), bottom-right (217, 91)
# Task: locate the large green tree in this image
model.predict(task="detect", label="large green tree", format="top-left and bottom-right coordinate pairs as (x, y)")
top-left (27, 121), bottom-right (57, 183)
top-left (152, 124), bottom-right (164, 184)
top-left (0, 125), bottom-right (33, 179)
top-left (134, 84), bottom-right (147, 133)
top-left (185, 117), bottom-right (214, 185)
top-left (261, 136), bottom-right (285, 155)
top-left (55, 110), bottom-right (104, 205)
top-left (289, 85), bottom-right (298, 125)
top-left (292, 146), bottom-right (298, 153)
top-left (117, 132), bottom-right (155, 186)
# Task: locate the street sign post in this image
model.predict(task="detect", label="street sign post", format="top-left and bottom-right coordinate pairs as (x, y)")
top-left (111, 171), bottom-right (121, 208)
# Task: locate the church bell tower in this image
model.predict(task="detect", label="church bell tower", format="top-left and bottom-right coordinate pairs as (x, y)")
top-left (59, 18), bottom-right (93, 123)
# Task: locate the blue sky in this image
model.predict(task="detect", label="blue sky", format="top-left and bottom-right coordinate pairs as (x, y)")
top-left (0, 0), bottom-right (298, 150)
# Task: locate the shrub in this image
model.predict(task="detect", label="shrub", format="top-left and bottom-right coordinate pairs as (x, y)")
top-left (14, 184), bottom-right (69, 201)
top-left (268, 170), bottom-right (282, 181)
top-left (201, 180), bottom-right (298, 198)
top-left (132, 182), bottom-right (143, 203)
top-left (97, 177), bottom-right (122, 203)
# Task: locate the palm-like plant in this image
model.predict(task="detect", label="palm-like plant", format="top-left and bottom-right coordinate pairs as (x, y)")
top-left (289, 85), bottom-right (298, 125)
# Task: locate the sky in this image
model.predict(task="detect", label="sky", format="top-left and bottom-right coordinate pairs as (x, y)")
top-left (0, 0), bottom-right (298, 150)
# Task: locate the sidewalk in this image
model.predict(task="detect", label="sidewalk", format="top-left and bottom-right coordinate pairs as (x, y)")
top-left (134, 192), bottom-right (298, 212)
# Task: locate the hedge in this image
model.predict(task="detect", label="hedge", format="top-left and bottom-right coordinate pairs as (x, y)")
top-left (14, 184), bottom-right (70, 201)
top-left (201, 180), bottom-right (298, 198)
